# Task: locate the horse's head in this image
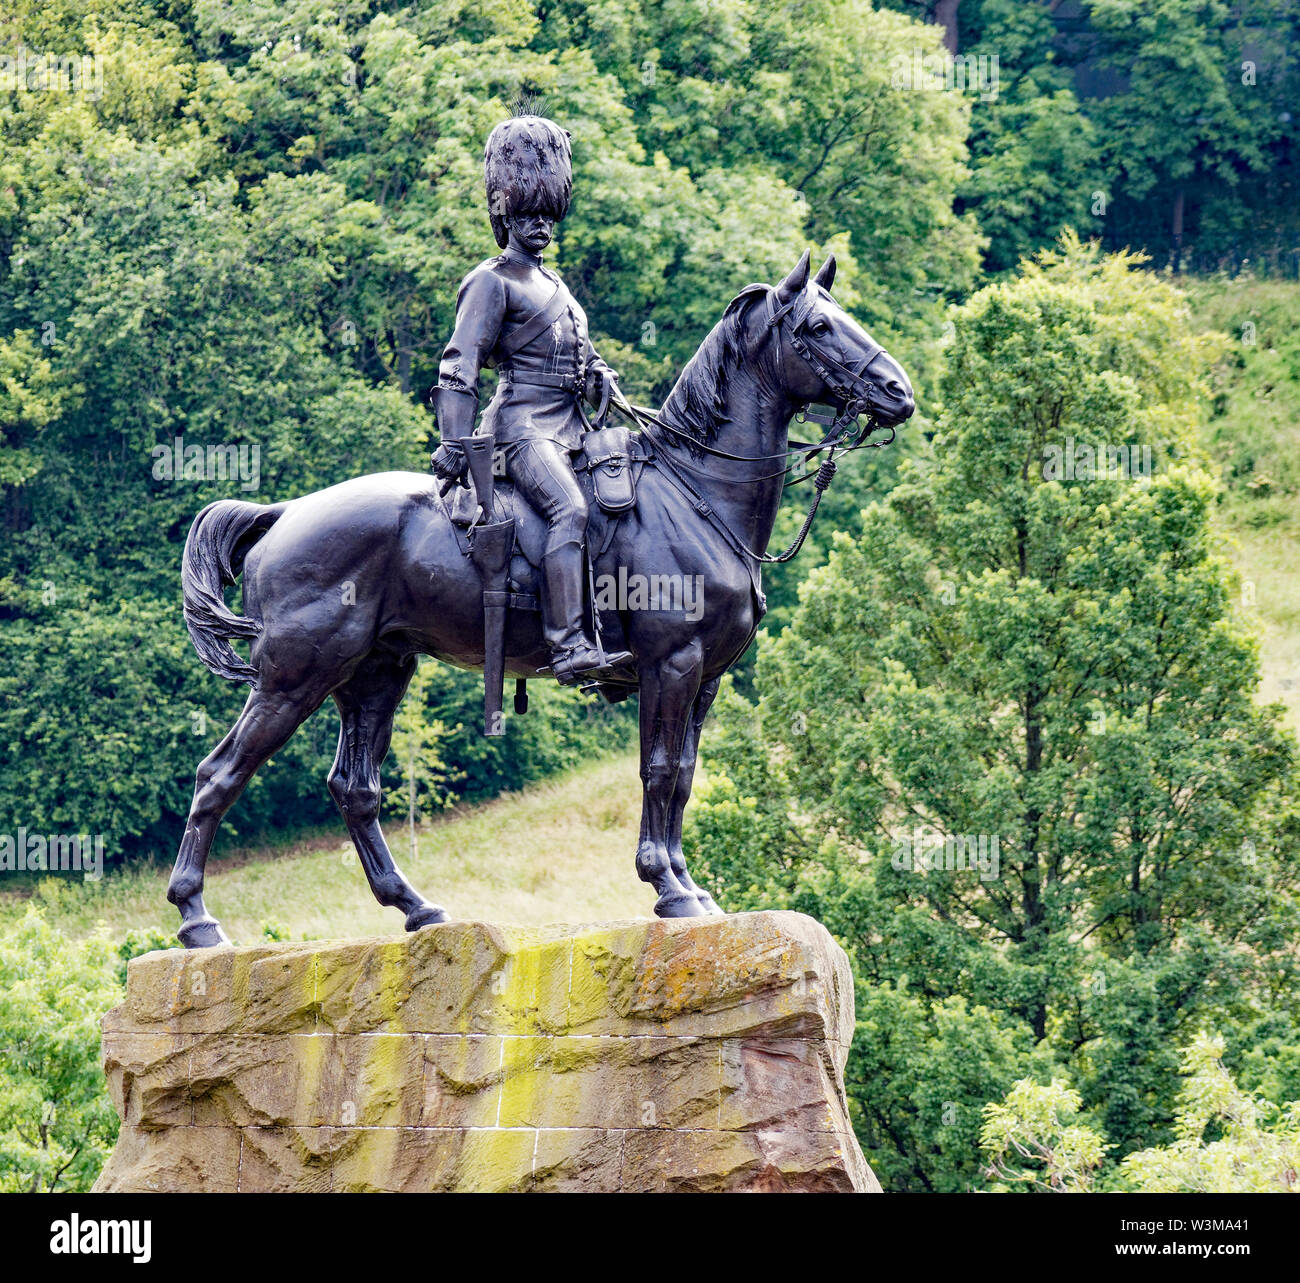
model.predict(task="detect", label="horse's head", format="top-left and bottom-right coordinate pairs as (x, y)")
top-left (764, 249), bottom-right (915, 431)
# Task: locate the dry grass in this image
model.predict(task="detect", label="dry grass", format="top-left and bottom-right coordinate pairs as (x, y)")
top-left (0, 755), bottom-right (652, 944)
top-left (1188, 277), bottom-right (1300, 732)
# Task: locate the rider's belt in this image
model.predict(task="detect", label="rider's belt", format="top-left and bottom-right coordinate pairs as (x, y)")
top-left (498, 368), bottom-right (585, 394)
top-left (581, 425), bottom-right (637, 514)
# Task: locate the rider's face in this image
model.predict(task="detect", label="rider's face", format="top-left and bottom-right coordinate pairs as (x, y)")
top-left (507, 213), bottom-right (555, 255)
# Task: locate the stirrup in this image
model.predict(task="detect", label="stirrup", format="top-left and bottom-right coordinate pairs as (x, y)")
top-left (548, 643), bottom-right (634, 686)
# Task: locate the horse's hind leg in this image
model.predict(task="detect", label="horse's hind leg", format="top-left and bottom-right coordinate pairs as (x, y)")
top-left (168, 683), bottom-right (324, 948)
top-left (328, 654), bottom-right (448, 931)
top-left (665, 676), bottom-right (723, 914)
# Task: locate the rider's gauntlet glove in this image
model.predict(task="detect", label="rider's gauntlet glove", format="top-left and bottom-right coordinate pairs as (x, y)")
top-left (430, 386), bottom-right (478, 481)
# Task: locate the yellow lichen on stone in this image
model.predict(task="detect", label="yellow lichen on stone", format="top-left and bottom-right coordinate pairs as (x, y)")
top-left (93, 912), bottom-right (880, 1192)
top-left (377, 938), bottom-right (408, 1031)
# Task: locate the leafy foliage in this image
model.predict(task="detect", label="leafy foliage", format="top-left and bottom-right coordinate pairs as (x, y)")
top-left (983, 1034), bottom-right (1300, 1193)
top-left (1119, 1033), bottom-right (1300, 1193)
top-left (3, 0), bottom-right (1299, 1198)
top-left (687, 238), bottom-right (1300, 1189)
top-left (981, 1078), bottom-right (1109, 1192)
top-left (0, 908), bottom-right (121, 1192)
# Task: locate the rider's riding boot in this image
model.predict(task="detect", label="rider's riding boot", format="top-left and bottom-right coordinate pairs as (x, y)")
top-left (541, 540), bottom-right (633, 685)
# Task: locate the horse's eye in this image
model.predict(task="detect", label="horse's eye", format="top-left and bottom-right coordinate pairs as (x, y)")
top-left (810, 319), bottom-right (831, 336)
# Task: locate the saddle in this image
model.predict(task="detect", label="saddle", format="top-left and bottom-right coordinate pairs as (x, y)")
top-left (442, 427), bottom-right (650, 734)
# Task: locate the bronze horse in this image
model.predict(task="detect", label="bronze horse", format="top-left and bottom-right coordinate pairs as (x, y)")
top-left (168, 250), bottom-right (914, 946)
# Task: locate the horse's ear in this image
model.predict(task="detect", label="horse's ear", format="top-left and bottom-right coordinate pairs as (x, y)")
top-left (813, 252), bottom-right (836, 291)
top-left (776, 249), bottom-right (811, 303)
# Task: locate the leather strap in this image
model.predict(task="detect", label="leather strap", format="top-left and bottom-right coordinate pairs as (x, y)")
top-left (494, 282), bottom-right (570, 364)
top-left (483, 590), bottom-right (539, 611)
top-left (499, 368), bottom-right (584, 392)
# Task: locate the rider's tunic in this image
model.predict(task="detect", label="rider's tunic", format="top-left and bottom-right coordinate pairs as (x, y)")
top-left (437, 247), bottom-right (613, 454)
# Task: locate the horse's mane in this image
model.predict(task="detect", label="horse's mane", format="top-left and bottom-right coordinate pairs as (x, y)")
top-left (658, 285), bottom-right (768, 449)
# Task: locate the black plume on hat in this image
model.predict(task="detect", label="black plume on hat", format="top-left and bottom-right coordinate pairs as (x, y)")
top-left (483, 115), bottom-right (573, 249)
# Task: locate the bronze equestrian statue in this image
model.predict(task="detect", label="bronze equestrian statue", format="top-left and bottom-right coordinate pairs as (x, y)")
top-left (167, 113), bottom-right (915, 948)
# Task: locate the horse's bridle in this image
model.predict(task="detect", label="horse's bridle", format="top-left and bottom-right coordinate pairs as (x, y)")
top-left (764, 284), bottom-right (887, 450)
top-left (634, 284), bottom-right (895, 478)
top-left (625, 284), bottom-right (900, 565)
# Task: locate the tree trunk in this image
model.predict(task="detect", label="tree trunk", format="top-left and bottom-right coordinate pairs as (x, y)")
top-left (934, 0), bottom-right (960, 55)
top-left (1171, 186), bottom-right (1185, 275)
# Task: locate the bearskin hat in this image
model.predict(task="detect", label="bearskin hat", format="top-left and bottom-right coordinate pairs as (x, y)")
top-left (483, 114), bottom-right (573, 249)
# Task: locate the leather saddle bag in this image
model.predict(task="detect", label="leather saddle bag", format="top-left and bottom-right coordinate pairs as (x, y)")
top-left (582, 425), bottom-right (637, 514)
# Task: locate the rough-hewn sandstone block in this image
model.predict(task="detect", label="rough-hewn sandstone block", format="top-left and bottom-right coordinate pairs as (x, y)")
top-left (93, 911), bottom-right (879, 1193)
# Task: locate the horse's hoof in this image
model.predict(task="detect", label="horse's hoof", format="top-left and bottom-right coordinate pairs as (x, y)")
top-left (653, 891), bottom-right (708, 919)
top-left (177, 916), bottom-right (231, 949)
top-left (405, 903), bottom-right (450, 932)
top-left (696, 893), bottom-right (725, 916)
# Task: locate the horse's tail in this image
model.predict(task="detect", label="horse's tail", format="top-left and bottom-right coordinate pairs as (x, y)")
top-left (182, 498), bottom-right (287, 686)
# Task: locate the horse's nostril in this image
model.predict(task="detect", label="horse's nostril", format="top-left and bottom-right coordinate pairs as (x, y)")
top-left (886, 379), bottom-right (907, 398)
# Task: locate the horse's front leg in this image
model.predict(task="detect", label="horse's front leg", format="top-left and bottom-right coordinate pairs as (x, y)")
top-left (664, 676), bottom-right (723, 914)
top-left (636, 644), bottom-right (708, 918)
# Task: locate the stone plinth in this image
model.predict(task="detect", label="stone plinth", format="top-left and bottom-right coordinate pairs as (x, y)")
top-left (93, 910), bottom-right (879, 1192)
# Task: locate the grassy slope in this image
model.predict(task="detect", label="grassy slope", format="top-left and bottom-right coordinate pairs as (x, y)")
top-left (0, 754), bottom-right (649, 942)
top-left (1187, 277), bottom-right (1300, 732)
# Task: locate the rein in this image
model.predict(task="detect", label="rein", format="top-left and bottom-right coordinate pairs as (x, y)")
top-left (650, 436), bottom-right (840, 565)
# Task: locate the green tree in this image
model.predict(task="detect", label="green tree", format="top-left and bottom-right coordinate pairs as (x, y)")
top-left (953, 0), bottom-right (1103, 273)
top-left (981, 1077), bottom-right (1109, 1191)
top-left (981, 1035), bottom-right (1300, 1193)
top-left (687, 236), bottom-right (1300, 1187)
top-left (383, 656), bottom-right (459, 824)
top-left (536, 0), bottom-right (983, 360)
top-left (1085, 0), bottom-right (1286, 271)
top-left (0, 908), bottom-right (122, 1192)
top-left (1119, 1033), bottom-right (1300, 1192)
